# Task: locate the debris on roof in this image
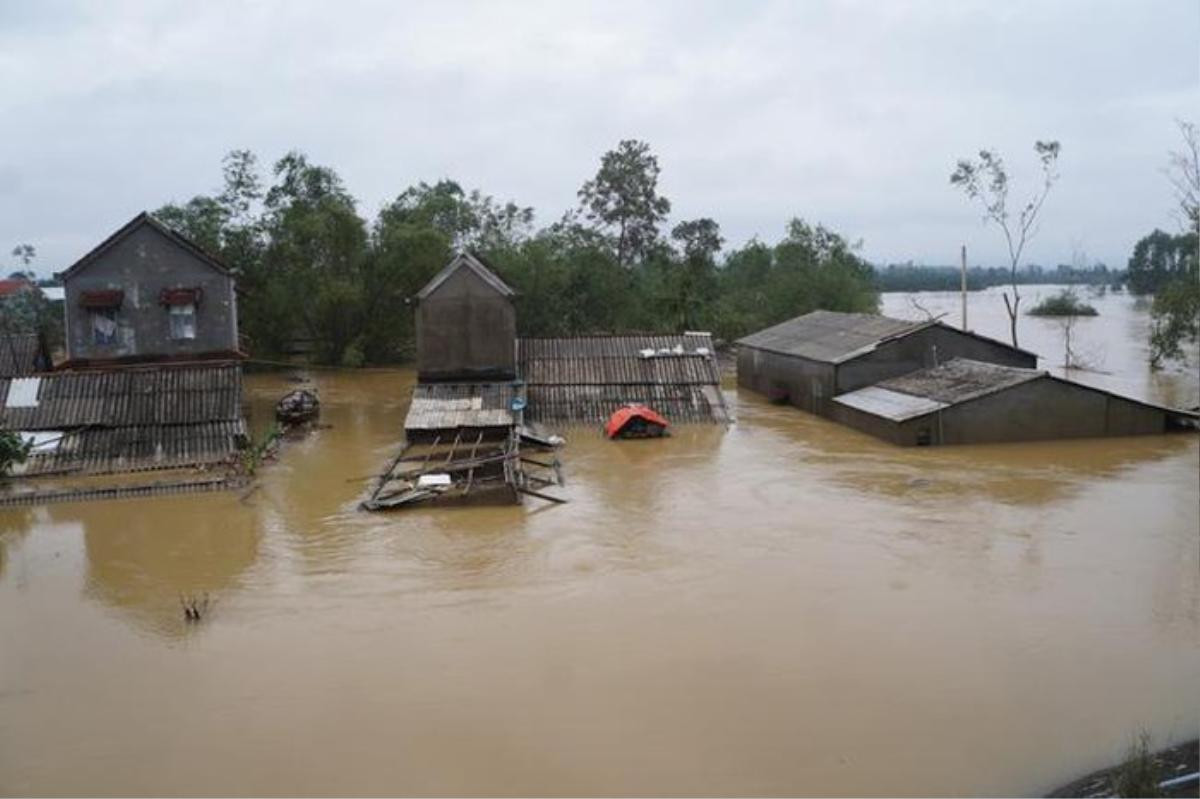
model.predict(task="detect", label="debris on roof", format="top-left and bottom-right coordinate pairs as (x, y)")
top-left (518, 333), bottom-right (728, 425)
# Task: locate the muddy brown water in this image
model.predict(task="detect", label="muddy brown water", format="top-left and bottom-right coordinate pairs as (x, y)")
top-left (1, 288), bottom-right (1197, 797)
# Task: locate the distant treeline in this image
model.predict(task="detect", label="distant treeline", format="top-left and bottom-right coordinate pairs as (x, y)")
top-left (874, 263), bottom-right (1122, 293)
top-left (152, 142), bottom-right (879, 366)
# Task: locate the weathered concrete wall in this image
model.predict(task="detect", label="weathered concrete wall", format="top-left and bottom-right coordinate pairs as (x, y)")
top-left (736, 346), bottom-right (836, 415)
top-left (937, 378), bottom-right (1166, 443)
top-left (834, 377), bottom-right (1170, 446)
top-left (836, 326), bottom-right (1036, 393)
top-left (417, 266), bottom-right (516, 381)
top-left (64, 224), bottom-right (237, 362)
top-left (828, 401), bottom-right (921, 445)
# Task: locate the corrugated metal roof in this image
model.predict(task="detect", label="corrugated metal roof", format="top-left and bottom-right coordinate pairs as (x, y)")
top-left (736, 310), bottom-right (926, 364)
top-left (404, 382), bottom-right (516, 432)
top-left (14, 420), bottom-right (246, 477)
top-left (517, 333), bottom-right (727, 425)
top-left (876, 358), bottom-right (1042, 405)
top-left (525, 384), bottom-right (727, 425)
top-left (518, 334), bottom-right (720, 385)
top-left (0, 362), bottom-right (242, 430)
top-left (833, 386), bottom-right (950, 422)
top-left (0, 333), bottom-right (49, 378)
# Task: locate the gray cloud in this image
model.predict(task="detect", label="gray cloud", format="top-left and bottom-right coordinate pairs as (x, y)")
top-left (1, 0), bottom-right (1196, 276)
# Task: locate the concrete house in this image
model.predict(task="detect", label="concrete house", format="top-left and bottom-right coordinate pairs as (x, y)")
top-left (831, 358), bottom-right (1198, 446)
top-left (737, 310), bottom-right (1037, 416)
top-left (58, 212), bottom-right (240, 367)
top-left (416, 252), bottom-right (517, 383)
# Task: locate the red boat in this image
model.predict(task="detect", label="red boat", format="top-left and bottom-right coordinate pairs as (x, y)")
top-left (605, 405), bottom-right (670, 439)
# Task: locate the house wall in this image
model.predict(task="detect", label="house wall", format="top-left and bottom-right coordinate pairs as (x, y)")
top-left (64, 225), bottom-right (237, 362)
top-left (836, 326), bottom-right (1037, 393)
top-left (835, 377), bottom-right (1169, 446)
top-left (736, 346), bottom-right (836, 415)
top-left (417, 267), bottom-right (516, 381)
top-left (828, 402), bottom-right (922, 445)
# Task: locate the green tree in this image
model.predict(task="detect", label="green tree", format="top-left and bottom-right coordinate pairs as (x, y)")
top-left (0, 431), bottom-right (32, 477)
top-left (1138, 121), bottom-right (1200, 369)
top-left (261, 152), bottom-right (369, 365)
top-left (578, 139), bottom-right (671, 268)
top-left (662, 218), bottom-right (723, 330)
top-left (951, 140), bottom-right (1062, 348)
top-left (1126, 229), bottom-right (1195, 295)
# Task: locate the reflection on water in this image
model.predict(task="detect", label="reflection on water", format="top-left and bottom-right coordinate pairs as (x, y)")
top-left (0, 292), bottom-right (1197, 796)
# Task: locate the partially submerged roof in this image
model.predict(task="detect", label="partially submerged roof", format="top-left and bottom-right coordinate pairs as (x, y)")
top-left (58, 212), bottom-right (231, 281)
top-left (738, 310), bottom-right (923, 363)
top-left (416, 252), bottom-right (515, 301)
top-left (833, 359), bottom-right (1043, 421)
top-left (0, 362), bottom-right (243, 430)
top-left (737, 310), bottom-right (1035, 364)
top-left (876, 358), bottom-right (1042, 405)
top-left (518, 333), bottom-right (728, 425)
top-left (834, 358), bottom-right (1200, 424)
top-left (404, 382), bottom-right (516, 433)
top-left (0, 362), bottom-right (245, 477)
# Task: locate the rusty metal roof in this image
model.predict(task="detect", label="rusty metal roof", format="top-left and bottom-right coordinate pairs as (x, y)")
top-left (0, 362), bottom-right (242, 430)
top-left (737, 310), bottom-right (927, 363)
top-left (404, 383), bottom-right (516, 432)
top-left (517, 333), bottom-right (727, 425)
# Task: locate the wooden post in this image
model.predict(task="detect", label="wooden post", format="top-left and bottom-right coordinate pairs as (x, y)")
top-left (960, 244), bottom-right (968, 331)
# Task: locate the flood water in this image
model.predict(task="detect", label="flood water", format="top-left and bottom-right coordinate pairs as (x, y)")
top-left (1, 288), bottom-right (1197, 797)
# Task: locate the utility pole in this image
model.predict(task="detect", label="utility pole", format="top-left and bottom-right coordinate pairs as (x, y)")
top-left (960, 244), bottom-right (968, 331)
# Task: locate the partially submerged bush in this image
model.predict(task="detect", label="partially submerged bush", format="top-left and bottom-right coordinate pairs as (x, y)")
top-left (1029, 290), bottom-right (1098, 317)
top-left (0, 431), bottom-right (32, 477)
top-left (1114, 731), bottom-right (1161, 798)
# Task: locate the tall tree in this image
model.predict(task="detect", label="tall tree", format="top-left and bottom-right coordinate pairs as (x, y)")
top-left (951, 140), bottom-right (1061, 348)
top-left (1147, 120), bottom-right (1200, 368)
top-left (578, 139), bottom-right (671, 268)
top-left (1166, 119), bottom-right (1199, 236)
top-left (665, 218), bottom-right (723, 329)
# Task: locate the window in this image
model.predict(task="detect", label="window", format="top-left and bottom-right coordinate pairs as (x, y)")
top-left (169, 303), bottom-right (197, 340)
top-left (90, 308), bottom-right (118, 346)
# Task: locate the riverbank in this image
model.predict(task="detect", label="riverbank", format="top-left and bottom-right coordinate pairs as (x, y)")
top-left (1047, 739), bottom-right (1198, 797)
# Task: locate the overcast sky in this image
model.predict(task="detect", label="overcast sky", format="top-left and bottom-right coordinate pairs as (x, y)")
top-left (2, 0), bottom-right (1197, 277)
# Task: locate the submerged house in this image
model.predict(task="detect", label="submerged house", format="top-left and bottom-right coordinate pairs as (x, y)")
top-left (58, 212), bottom-right (242, 368)
top-left (737, 310), bottom-right (1036, 416)
top-left (831, 358), bottom-right (1198, 446)
top-left (405, 251), bottom-right (728, 436)
top-left (1, 214), bottom-right (247, 500)
top-left (368, 252), bottom-right (726, 510)
top-left (0, 362), bottom-right (246, 476)
top-left (518, 334), bottom-right (728, 425)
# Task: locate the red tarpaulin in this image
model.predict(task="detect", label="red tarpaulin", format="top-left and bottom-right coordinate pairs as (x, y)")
top-left (605, 405), bottom-right (670, 439)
